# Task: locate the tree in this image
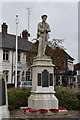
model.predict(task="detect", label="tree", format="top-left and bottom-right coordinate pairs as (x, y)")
top-left (48, 38), bottom-right (66, 50)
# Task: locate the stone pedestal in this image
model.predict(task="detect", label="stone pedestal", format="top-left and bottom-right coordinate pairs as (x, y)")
top-left (28, 57), bottom-right (58, 109)
top-left (0, 72), bottom-right (10, 119)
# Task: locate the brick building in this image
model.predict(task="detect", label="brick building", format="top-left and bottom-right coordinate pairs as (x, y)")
top-left (33, 40), bottom-right (75, 85)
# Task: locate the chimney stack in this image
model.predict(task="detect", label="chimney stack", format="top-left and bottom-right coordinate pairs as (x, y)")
top-left (22, 29), bottom-right (30, 40)
top-left (2, 23), bottom-right (8, 34)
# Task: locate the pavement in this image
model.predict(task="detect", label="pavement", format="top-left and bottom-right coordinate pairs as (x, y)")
top-left (9, 109), bottom-right (80, 120)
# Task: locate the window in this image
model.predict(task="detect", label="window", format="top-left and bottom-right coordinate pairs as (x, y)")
top-left (3, 50), bottom-right (9, 61)
top-left (26, 70), bottom-right (30, 81)
top-left (13, 71), bottom-right (20, 84)
top-left (26, 57), bottom-right (30, 63)
top-left (3, 70), bottom-right (9, 82)
top-left (17, 71), bottom-right (20, 83)
top-left (18, 52), bottom-right (21, 62)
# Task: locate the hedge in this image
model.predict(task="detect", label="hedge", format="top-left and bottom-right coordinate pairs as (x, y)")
top-left (55, 86), bottom-right (79, 110)
top-left (8, 86), bottom-right (80, 110)
top-left (8, 88), bottom-right (31, 110)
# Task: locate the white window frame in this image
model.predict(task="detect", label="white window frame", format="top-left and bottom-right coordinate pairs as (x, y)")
top-left (3, 50), bottom-right (9, 61)
top-left (26, 70), bottom-right (30, 81)
top-left (17, 71), bottom-right (20, 83)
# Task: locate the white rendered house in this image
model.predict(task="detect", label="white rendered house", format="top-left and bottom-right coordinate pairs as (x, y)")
top-left (0, 23), bottom-right (32, 84)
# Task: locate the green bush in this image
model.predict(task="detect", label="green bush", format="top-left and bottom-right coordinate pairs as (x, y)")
top-left (8, 86), bottom-right (80, 110)
top-left (55, 86), bottom-right (79, 110)
top-left (8, 88), bottom-right (31, 110)
top-left (76, 92), bottom-right (80, 100)
top-left (76, 92), bottom-right (80, 110)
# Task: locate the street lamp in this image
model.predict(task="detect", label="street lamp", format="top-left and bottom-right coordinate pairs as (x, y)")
top-left (15, 15), bottom-right (19, 88)
top-left (27, 8), bottom-right (30, 32)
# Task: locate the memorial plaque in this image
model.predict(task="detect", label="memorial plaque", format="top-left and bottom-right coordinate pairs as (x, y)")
top-left (42, 69), bottom-right (49, 87)
top-left (0, 78), bottom-right (6, 106)
top-left (38, 73), bottom-right (41, 86)
top-left (50, 74), bottom-right (53, 86)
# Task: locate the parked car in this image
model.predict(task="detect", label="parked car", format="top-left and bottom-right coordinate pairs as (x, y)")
top-left (74, 81), bottom-right (80, 88)
top-left (18, 81), bottom-right (32, 88)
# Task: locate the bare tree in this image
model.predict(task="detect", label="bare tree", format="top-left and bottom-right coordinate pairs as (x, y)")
top-left (48, 38), bottom-right (66, 50)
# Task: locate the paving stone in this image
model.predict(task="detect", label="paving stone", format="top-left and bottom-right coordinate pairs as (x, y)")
top-left (10, 109), bottom-right (80, 120)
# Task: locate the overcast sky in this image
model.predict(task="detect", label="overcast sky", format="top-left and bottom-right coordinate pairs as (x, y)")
top-left (0, 1), bottom-right (78, 63)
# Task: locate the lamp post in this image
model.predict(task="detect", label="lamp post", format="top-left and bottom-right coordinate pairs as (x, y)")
top-left (15, 15), bottom-right (19, 88)
top-left (27, 8), bottom-right (30, 32)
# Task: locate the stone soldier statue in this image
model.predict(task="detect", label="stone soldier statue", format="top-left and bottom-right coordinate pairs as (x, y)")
top-left (37, 15), bottom-right (51, 58)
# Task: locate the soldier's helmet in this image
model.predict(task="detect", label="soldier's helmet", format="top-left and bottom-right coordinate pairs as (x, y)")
top-left (41, 15), bottom-right (47, 19)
